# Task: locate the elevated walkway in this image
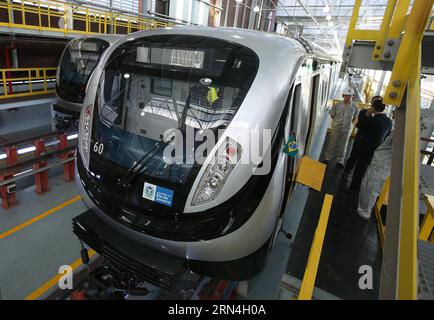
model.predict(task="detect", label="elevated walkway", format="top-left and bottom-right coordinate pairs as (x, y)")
top-left (286, 138), bottom-right (382, 300)
top-left (0, 0), bottom-right (169, 38)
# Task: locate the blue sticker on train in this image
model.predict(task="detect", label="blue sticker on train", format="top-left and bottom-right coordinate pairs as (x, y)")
top-left (155, 186), bottom-right (174, 207)
top-left (143, 182), bottom-right (174, 207)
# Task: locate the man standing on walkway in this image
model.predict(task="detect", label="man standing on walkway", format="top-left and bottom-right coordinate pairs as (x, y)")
top-left (322, 88), bottom-right (359, 168)
top-left (346, 99), bottom-right (393, 193)
top-left (344, 95), bottom-right (384, 175)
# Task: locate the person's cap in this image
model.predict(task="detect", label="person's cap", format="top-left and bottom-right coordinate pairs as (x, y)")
top-left (342, 87), bottom-right (354, 96)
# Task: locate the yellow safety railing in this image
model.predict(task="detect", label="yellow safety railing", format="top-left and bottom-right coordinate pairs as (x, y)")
top-left (0, 67), bottom-right (57, 99)
top-left (375, 179), bottom-right (434, 247)
top-left (297, 194), bottom-right (333, 300)
top-left (374, 177), bottom-right (390, 249)
top-left (0, 0), bottom-right (169, 36)
top-left (420, 196), bottom-right (434, 243)
top-left (345, 0), bottom-right (433, 300)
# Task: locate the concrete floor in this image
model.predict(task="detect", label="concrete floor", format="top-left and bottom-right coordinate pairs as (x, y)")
top-left (0, 175), bottom-right (87, 299)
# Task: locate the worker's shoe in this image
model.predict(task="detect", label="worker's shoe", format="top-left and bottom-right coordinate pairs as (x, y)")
top-left (357, 210), bottom-right (370, 221)
top-left (336, 163), bottom-right (345, 169)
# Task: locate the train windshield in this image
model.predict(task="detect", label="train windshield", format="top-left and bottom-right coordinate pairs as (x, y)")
top-left (57, 38), bottom-right (110, 103)
top-left (91, 35), bottom-right (258, 185)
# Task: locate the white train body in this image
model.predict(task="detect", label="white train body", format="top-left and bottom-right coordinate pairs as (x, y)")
top-left (75, 27), bottom-right (339, 280)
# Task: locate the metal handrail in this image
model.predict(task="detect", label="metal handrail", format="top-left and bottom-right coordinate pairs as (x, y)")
top-left (0, 67), bottom-right (57, 99)
top-left (0, 145), bottom-right (75, 175)
top-left (0, 0), bottom-right (170, 36)
top-left (0, 156), bottom-right (75, 187)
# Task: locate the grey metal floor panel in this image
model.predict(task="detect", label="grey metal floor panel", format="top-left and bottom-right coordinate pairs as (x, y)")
top-left (420, 164), bottom-right (434, 196)
top-left (419, 240), bottom-right (434, 300)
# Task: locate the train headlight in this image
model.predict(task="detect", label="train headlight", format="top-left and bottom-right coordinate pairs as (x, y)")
top-left (192, 138), bottom-right (241, 206)
top-left (78, 104), bottom-right (93, 169)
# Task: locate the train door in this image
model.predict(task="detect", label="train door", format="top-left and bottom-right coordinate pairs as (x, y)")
top-left (280, 83), bottom-right (299, 216)
top-left (304, 73), bottom-right (320, 154)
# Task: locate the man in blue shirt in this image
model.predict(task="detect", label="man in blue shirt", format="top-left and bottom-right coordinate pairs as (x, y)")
top-left (345, 99), bottom-right (393, 193)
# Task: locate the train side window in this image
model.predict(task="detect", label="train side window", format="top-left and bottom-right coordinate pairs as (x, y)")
top-left (305, 74), bottom-right (320, 151)
top-left (290, 83), bottom-right (302, 134)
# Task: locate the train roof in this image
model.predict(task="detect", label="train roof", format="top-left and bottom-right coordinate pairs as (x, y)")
top-left (72, 34), bottom-right (121, 44)
top-left (124, 26), bottom-right (338, 63)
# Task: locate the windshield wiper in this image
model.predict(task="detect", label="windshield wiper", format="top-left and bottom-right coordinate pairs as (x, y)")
top-left (116, 139), bottom-right (167, 190)
top-left (115, 84), bottom-right (203, 191)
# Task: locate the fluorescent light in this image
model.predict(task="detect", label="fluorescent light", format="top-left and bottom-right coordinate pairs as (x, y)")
top-left (323, 5), bottom-right (330, 13)
top-left (253, 5), bottom-right (259, 12)
top-left (14, 169), bottom-right (33, 177)
top-left (67, 133), bottom-right (78, 140)
top-left (17, 146), bottom-right (36, 155)
top-left (0, 153), bottom-right (6, 160)
top-left (235, 0), bottom-right (243, 3)
top-left (326, 15), bottom-right (332, 21)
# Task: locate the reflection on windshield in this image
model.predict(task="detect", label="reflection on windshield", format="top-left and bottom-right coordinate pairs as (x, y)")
top-left (92, 35), bottom-right (259, 185)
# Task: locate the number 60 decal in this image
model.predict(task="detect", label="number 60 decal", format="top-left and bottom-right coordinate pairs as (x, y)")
top-left (93, 141), bottom-right (104, 155)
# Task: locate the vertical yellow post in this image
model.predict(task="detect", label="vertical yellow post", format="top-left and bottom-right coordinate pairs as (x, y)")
top-left (38, 2), bottom-right (41, 30)
top-left (2, 70), bottom-right (7, 97)
top-left (87, 10), bottom-right (90, 34)
top-left (7, 0), bottom-right (12, 27)
top-left (397, 44), bottom-right (420, 300)
top-left (48, 6), bottom-right (51, 28)
top-left (420, 197), bottom-right (434, 241)
top-left (298, 194), bottom-right (333, 300)
top-left (387, 0), bottom-right (412, 38)
top-left (113, 14), bottom-right (117, 34)
top-left (21, 0), bottom-right (26, 25)
top-left (372, 0), bottom-right (398, 60)
top-left (384, 0), bottom-right (434, 106)
top-left (345, 0), bottom-right (362, 47)
top-left (43, 69), bottom-right (47, 93)
top-left (28, 69), bottom-right (32, 93)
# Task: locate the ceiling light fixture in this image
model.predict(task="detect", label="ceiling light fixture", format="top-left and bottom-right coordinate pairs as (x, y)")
top-left (253, 5), bottom-right (260, 12)
top-left (326, 14), bottom-right (332, 21)
top-left (323, 5), bottom-right (330, 13)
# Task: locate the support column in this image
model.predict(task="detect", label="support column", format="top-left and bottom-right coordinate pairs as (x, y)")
top-left (248, 0), bottom-right (257, 29)
top-left (379, 90), bottom-right (406, 299)
top-left (256, 0), bottom-right (264, 30)
top-left (224, 0), bottom-right (229, 27)
top-left (380, 46), bottom-right (421, 300)
top-left (241, 0), bottom-right (247, 28)
top-left (268, 1), bottom-right (276, 32)
top-left (233, 1), bottom-right (240, 27)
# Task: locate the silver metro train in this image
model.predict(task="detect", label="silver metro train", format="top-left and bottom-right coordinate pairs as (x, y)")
top-left (73, 27), bottom-right (339, 286)
top-left (54, 35), bottom-right (120, 118)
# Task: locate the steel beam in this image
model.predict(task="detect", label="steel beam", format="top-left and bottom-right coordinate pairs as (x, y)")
top-left (379, 89), bottom-right (406, 299)
top-left (397, 45), bottom-right (421, 299)
top-left (384, 0), bottom-right (434, 106)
